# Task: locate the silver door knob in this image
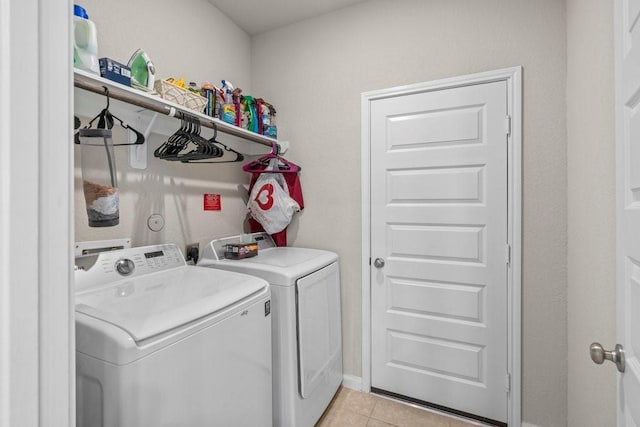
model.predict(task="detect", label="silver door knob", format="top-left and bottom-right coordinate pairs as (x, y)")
top-left (590, 342), bottom-right (625, 373)
top-left (373, 258), bottom-right (385, 268)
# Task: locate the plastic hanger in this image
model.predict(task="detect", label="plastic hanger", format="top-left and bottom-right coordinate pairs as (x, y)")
top-left (242, 143), bottom-right (300, 173)
top-left (155, 114), bottom-right (244, 163)
top-left (180, 122), bottom-right (244, 164)
top-left (156, 114), bottom-right (198, 160)
top-left (166, 114), bottom-right (222, 162)
top-left (74, 87), bottom-right (145, 145)
top-left (183, 117), bottom-right (223, 160)
top-left (154, 115), bottom-right (190, 159)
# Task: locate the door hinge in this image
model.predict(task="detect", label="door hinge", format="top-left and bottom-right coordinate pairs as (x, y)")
top-left (369, 257), bottom-right (371, 266)
top-left (505, 244), bottom-right (511, 265)
top-left (505, 115), bottom-right (511, 136)
top-left (506, 373), bottom-right (511, 393)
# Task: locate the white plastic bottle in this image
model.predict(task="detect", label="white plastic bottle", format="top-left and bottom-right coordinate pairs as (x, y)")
top-left (73, 5), bottom-right (99, 74)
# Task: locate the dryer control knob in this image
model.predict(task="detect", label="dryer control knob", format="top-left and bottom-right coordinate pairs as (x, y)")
top-left (115, 258), bottom-right (135, 276)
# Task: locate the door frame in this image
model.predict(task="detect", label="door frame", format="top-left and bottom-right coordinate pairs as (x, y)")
top-left (360, 67), bottom-right (522, 426)
top-left (615, 0), bottom-right (638, 425)
top-left (0, 0), bottom-right (74, 426)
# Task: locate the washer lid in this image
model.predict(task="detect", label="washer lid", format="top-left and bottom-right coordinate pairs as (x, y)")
top-left (199, 247), bottom-right (338, 286)
top-left (75, 266), bottom-right (267, 342)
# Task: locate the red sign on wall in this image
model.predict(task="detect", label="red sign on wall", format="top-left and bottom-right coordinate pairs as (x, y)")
top-left (203, 193), bottom-right (221, 211)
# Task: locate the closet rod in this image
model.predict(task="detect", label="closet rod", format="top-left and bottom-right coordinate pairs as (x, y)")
top-left (74, 71), bottom-right (276, 148)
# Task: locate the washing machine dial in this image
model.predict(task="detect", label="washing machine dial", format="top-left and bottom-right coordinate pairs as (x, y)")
top-left (115, 258), bottom-right (135, 276)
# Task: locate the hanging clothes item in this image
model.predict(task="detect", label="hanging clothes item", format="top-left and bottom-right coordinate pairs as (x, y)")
top-left (244, 148), bottom-right (304, 246)
top-left (247, 158), bottom-right (301, 237)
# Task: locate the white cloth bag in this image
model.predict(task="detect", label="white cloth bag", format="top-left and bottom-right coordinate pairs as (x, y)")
top-left (247, 158), bottom-right (300, 234)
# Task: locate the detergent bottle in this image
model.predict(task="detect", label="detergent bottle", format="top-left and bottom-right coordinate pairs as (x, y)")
top-left (73, 5), bottom-right (99, 74)
top-left (247, 96), bottom-right (258, 133)
top-left (240, 96), bottom-right (258, 132)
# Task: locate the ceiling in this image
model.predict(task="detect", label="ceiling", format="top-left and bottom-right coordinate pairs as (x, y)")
top-left (208, 0), bottom-right (369, 35)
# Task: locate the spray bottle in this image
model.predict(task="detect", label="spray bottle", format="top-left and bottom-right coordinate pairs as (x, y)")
top-left (220, 80), bottom-right (237, 125)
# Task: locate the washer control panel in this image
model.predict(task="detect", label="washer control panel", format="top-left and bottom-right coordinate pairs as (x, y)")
top-left (75, 244), bottom-right (185, 291)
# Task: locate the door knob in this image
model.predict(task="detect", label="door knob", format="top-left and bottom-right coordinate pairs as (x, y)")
top-left (590, 342), bottom-right (625, 373)
top-left (373, 258), bottom-right (385, 268)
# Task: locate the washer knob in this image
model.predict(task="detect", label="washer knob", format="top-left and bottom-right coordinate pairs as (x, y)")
top-left (115, 258), bottom-right (135, 276)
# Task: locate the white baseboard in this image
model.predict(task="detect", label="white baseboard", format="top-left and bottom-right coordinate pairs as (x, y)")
top-left (522, 423), bottom-right (540, 427)
top-left (342, 374), bottom-right (362, 391)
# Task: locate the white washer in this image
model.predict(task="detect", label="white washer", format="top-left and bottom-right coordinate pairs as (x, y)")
top-left (199, 233), bottom-right (343, 427)
top-left (75, 244), bottom-right (272, 427)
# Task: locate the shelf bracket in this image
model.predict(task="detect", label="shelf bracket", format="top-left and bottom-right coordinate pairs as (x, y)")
top-left (129, 112), bottom-right (158, 170)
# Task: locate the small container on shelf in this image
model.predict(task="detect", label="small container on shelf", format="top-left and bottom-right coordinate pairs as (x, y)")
top-left (154, 79), bottom-right (207, 113)
top-left (224, 243), bottom-right (258, 260)
top-left (99, 58), bottom-right (131, 86)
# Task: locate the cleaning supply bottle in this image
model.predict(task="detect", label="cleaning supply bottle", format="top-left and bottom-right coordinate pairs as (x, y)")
top-left (239, 96), bottom-right (248, 129)
top-left (73, 5), bottom-right (99, 74)
top-left (220, 80), bottom-right (237, 125)
top-left (246, 96), bottom-right (258, 133)
top-left (264, 103), bottom-right (277, 138)
top-left (240, 96), bottom-right (257, 131)
top-left (214, 87), bottom-right (224, 119)
top-left (256, 98), bottom-right (265, 134)
top-left (232, 87), bottom-right (243, 127)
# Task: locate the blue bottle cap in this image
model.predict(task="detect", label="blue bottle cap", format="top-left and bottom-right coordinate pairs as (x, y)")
top-left (74, 5), bottom-right (89, 19)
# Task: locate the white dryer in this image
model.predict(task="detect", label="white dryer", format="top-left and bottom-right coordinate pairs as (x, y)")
top-left (75, 243), bottom-right (272, 427)
top-left (199, 233), bottom-right (343, 427)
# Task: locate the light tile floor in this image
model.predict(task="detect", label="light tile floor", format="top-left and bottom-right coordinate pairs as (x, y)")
top-left (316, 387), bottom-right (489, 427)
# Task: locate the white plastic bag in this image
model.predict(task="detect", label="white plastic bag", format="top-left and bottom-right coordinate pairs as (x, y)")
top-left (247, 159), bottom-right (300, 234)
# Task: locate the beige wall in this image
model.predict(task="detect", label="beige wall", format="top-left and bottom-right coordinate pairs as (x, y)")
top-left (75, 0), bottom-right (255, 250)
top-left (81, 0), bottom-right (252, 92)
top-left (566, 1), bottom-right (616, 426)
top-left (251, 1), bottom-right (568, 425)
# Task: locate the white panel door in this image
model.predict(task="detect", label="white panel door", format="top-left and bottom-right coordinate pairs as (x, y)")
top-left (615, 0), bottom-right (640, 425)
top-left (370, 81), bottom-right (508, 423)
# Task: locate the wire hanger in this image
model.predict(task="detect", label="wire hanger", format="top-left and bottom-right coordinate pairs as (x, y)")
top-left (242, 143), bottom-right (300, 173)
top-left (74, 86), bottom-right (145, 145)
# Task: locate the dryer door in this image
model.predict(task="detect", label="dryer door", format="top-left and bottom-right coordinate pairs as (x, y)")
top-left (296, 261), bottom-right (342, 398)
